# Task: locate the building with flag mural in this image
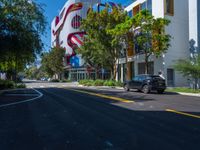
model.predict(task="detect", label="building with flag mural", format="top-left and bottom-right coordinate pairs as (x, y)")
top-left (51, 0), bottom-right (121, 81)
top-left (51, 0), bottom-right (100, 81)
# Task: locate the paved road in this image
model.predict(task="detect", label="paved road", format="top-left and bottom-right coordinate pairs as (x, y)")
top-left (0, 84), bottom-right (200, 150)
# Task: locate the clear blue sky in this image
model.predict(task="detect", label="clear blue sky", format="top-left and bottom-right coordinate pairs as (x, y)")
top-left (37, 0), bottom-right (132, 51)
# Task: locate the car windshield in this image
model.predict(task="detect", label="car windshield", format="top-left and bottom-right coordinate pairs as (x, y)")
top-left (146, 75), bottom-right (162, 79)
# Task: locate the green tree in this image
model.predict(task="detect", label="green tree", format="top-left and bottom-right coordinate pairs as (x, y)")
top-left (41, 47), bottom-right (65, 78)
top-left (174, 55), bottom-right (200, 90)
top-left (109, 10), bottom-right (171, 75)
top-left (79, 7), bottom-right (127, 79)
top-left (0, 0), bottom-right (46, 79)
top-left (107, 15), bottom-right (134, 80)
top-left (41, 53), bottom-right (54, 78)
top-left (25, 66), bottom-right (38, 79)
top-left (134, 10), bottom-right (171, 74)
top-left (25, 65), bottom-right (49, 80)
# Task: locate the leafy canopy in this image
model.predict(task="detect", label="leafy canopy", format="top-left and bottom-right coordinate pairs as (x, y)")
top-left (41, 47), bottom-right (65, 77)
top-left (109, 10), bottom-right (171, 74)
top-left (174, 55), bottom-right (200, 79)
top-left (79, 6), bottom-right (127, 76)
top-left (0, 0), bottom-right (46, 74)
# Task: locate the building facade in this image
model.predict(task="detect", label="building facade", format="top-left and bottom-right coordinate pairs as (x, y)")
top-left (117, 0), bottom-right (190, 87)
top-left (51, 0), bottom-right (100, 80)
top-left (189, 0), bottom-right (200, 55)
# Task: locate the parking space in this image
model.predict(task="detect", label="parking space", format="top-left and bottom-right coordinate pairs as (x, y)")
top-left (0, 88), bottom-right (42, 107)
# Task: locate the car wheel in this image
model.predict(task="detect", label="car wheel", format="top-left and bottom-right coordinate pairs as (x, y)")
top-left (157, 89), bottom-right (164, 94)
top-left (142, 85), bottom-right (150, 94)
top-left (124, 84), bottom-right (130, 91)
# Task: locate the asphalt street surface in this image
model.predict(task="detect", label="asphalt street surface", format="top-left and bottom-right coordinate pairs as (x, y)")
top-left (0, 82), bottom-right (200, 150)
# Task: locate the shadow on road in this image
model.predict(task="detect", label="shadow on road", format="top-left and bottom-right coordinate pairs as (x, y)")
top-left (0, 87), bottom-right (199, 150)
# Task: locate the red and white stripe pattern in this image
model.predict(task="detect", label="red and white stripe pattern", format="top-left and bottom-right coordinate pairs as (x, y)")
top-left (71, 15), bottom-right (82, 29)
top-left (70, 33), bottom-right (84, 48)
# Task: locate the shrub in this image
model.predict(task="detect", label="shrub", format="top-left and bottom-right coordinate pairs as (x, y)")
top-left (103, 80), bottom-right (115, 86)
top-left (84, 80), bottom-right (94, 86)
top-left (16, 83), bottom-right (26, 88)
top-left (79, 80), bottom-right (94, 86)
top-left (79, 80), bottom-right (87, 85)
top-left (93, 80), bottom-right (104, 86)
top-left (115, 81), bottom-right (123, 87)
top-left (0, 80), bottom-right (15, 90)
top-left (79, 79), bottom-right (123, 87)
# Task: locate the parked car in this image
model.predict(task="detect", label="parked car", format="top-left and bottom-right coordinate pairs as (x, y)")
top-left (124, 74), bottom-right (166, 94)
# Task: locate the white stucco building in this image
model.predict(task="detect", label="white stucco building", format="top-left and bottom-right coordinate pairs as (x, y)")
top-left (117, 0), bottom-right (190, 87)
top-left (189, 0), bottom-right (200, 55)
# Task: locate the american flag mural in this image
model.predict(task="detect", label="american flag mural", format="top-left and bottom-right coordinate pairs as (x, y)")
top-left (67, 32), bottom-right (86, 55)
top-left (51, 0), bottom-right (118, 67)
top-left (71, 15), bottom-right (82, 29)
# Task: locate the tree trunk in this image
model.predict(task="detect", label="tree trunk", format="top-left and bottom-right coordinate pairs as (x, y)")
top-left (110, 66), bottom-right (114, 80)
top-left (125, 47), bottom-right (128, 81)
top-left (113, 64), bottom-right (117, 80)
top-left (194, 78), bottom-right (198, 90)
top-left (95, 68), bottom-right (98, 80)
top-left (144, 53), bottom-right (149, 74)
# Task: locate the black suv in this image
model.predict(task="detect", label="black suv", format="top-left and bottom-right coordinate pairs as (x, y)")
top-left (124, 74), bottom-right (166, 94)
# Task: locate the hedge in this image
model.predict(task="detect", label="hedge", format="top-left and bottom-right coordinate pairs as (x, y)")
top-left (79, 79), bottom-right (123, 87)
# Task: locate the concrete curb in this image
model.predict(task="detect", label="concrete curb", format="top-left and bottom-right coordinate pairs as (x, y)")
top-left (176, 92), bottom-right (200, 97)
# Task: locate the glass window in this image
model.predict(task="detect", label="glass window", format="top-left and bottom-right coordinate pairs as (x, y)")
top-left (128, 11), bottom-right (133, 17)
top-left (141, 2), bottom-right (147, 10)
top-left (138, 75), bottom-right (145, 81)
top-left (147, 0), bottom-right (152, 14)
top-left (118, 64), bottom-right (121, 81)
top-left (167, 68), bottom-right (174, 86)
top-left (133, 76), bottom-right (139, 81)
top-left (131, 62), bottom-right (135, 79)
top-left (165, 0), bottom-right (174, 15)
top-left (138, 62), bottom-right (154, 74)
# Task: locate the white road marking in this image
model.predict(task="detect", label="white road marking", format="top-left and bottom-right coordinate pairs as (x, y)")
top-left (40, 86), bottom-right (45, 88)
top-left (105, 141), bottom-right (113, 147)
top-left (0, 88), bottom-right (43, 108)
top-left (4, 94), bottom-right (40, 96)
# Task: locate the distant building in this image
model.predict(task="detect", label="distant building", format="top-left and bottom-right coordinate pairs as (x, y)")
top-left (117, 0), bottom-right (190, 87)
top-left (51, 0), bottom-right (123, 81)
top-left (51, 0), bottom-right (100, 81)
top-left (0, 72), bottom-right (6, 80)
